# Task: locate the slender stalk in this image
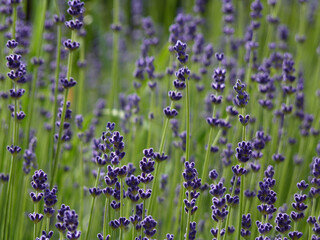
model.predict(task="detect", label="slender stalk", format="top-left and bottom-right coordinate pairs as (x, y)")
top-left (178, 182), bottom-right (184, 240)
top-left (148, 101), bottom-right (174, 212)
top-left (222, 176), bottom-right (237, 240)
top-left (222, 208), bottom-right (232, 240)
top-left (77, 37), bottom-right (85, 114)
top-left (107, 199), bottom-right (111, 238)
top-left (103, 198), bottom-right (109, 239)
top-left (242, 114), bottom-right (246, 142)
top-left (11, 5), bottom-right (17, 39)
top-left (309, 199), bottom-right (316, 239)
top-left (237, 169), bottom-right (245, 240)
top-left (49, 19), bottom-right (62, 174)
top-left (34, 192), bottom-right (39, 239)
top-left (3, 6), bottom-right (18, 239)
top-left (34, 223), bottom-right (37, 239)
top-left (50, 88), bottom-right (69, 186)
top-left (185, 77), bottom-right (190, 163)
top-left (79, 141), bottom-right (84, 231)
top-left (17, 175), bottom-right (28, 239)
top-left (237, 108), bottom-right (246, 240)
top-left (217, 220), bottom-right (221, 240)
top-left (51, 6), bottom-right (76, 187)
top-left (142, 184), bottom-right (147, 221)
top-left (146, 89), bottom-right (155, 148)
top-left (132, 224), bottom-right (136, 240)
top-left (184, 190), bottom-right (191, 240)
top-left (164, 149), bottom-right (183, 232)
top-left (120, 177), bottom-right (124, 240)
top-left (159, 101), bottom-right (174, 153)
top-left (201, 106), bottom-right (216, 182)
top-left (46, 216), bottom-right (50, 233)
top-left (108, 0), bottom-right (120, 109)
top-left (85, 167), bottom-right (101, 240)
top-left (3, 152), bottom-right (15, 240)
top-left (25, 0), bottom-right (48, 146)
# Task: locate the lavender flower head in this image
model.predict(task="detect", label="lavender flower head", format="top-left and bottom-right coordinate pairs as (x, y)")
top-left (233, 79), bottom-right (249, 108)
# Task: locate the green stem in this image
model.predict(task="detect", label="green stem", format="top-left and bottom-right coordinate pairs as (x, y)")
top-left (142, 185), bottom-right (146, 221)
top-left (3, 9), bottom-right (18, 234)
top-left (217, 221), bottom-right (221, 240)
top-left (159, 101), bottom-right (174, 153)
top-left (242, 108), bottom-right (246, 142)
top-left (309, 199), bottom-right (316, 239)
top-left (50, 27), bottom-right (75, 186)
top-left (17, 176), bottom-right (28, 239)
top-left (34, 194), bottom-right (39, 239)
top-left (85, 167), bottom-right (101, 240)
top-left (185, 190), bottom-right (191, 240)
top-left (79, 141), bottom-right (84, 231)
top-left (277, 115), bottom-right (285, 155)
top-left (222, 208), bottom-right (232, 240)
top-left (49, 21), bottom-right (62, 174)
top-left (34, 223), bottom-right (37, 239)
top-left (25, 0), bottom-right (47, 147)
top-left (50, 88), bottom-right (69, 186)
top-left (12, 5), bottom-right (17, 39)
top-left (148, 101), bottom-right (174, 212)
top-left (3, 154), bottom-right (15, 240)
top-left (108, 0), bottom-right (120, 109)
top-left (237, 108), bottom-right (247, 239)
top-left (200, 106), bottom-right (216, 182)
top-left (132, 224), bottom-right (136, 240)
top-left (146, 90), bottom-right (155, 148)
top-left (120, 177), bottom-right (124, 240)
top-left (237, 170), bottom-right (245, 240)
top-left (103, 198), bottom-right (109, 239)
top-left (77, 37), bottom-right (85, 114)
top-left (46, 216), bottom-right (50, 233)
top-left (178, 182), bottom-right (184, 240)
top-left (185, 78), bottom-right (190, 163)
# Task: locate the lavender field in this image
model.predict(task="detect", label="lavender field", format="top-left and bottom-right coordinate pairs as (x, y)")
top-left (0, 0), bottom-right (320, 239)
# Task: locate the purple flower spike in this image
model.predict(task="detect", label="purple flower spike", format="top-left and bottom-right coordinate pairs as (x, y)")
top-left (168, 91), bottom-right (182, 101)
top-left (97, 233), bottom-right (110, 240)
top-left (173, 40), bottom-right (189, 64)
top-left (89, 187), bottom-right (102, 197)
top-left (65, 19), bottom-right (83, 30)
top-left (141, 215), bottom-right (157, 238)
top-left (29, 213), bottom-right (44, 224)
top-left (31, 169), bottom-right (48, 191)
top-left (66, 230), bottom-right (81, 240)
top-left (6, 54), bottom-right (21, 69)
top-left (233, 79), bottom-right (249, 108)
top-left (232, 165), bottom-right (247, 176)
top-left (206, 117), bottom-right (220, 128)
top-left (239, 114), bottom-right (250, 126)
top-left (60, 77), bottom-right (77, 89)
top-left (67, 0), bottom-right (85, 17)
top-left (163, 107), bottom-right (178, 119)
top-left (209, 169), bottom-right (218, 181)
top-left (165, 233), bottom-right (174, 240)
top-left (235, 141), bottom-right (252, 163)
top-left (288, 231), bottom-right (303, 239)
top-left (6, 39), bottom-right (18, 49)
top-left (275, 213), bottom-right (291, 234)
top-left (215, 52), bottom-right (224, 61)
top-left (63, 39), bottom-right (80, 51)
top-left (297, 180), bottom-right (309, 191)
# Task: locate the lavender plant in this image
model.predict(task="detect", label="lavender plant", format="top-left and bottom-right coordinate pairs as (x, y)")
top-left (0, 0), bottom-right (320, 239)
